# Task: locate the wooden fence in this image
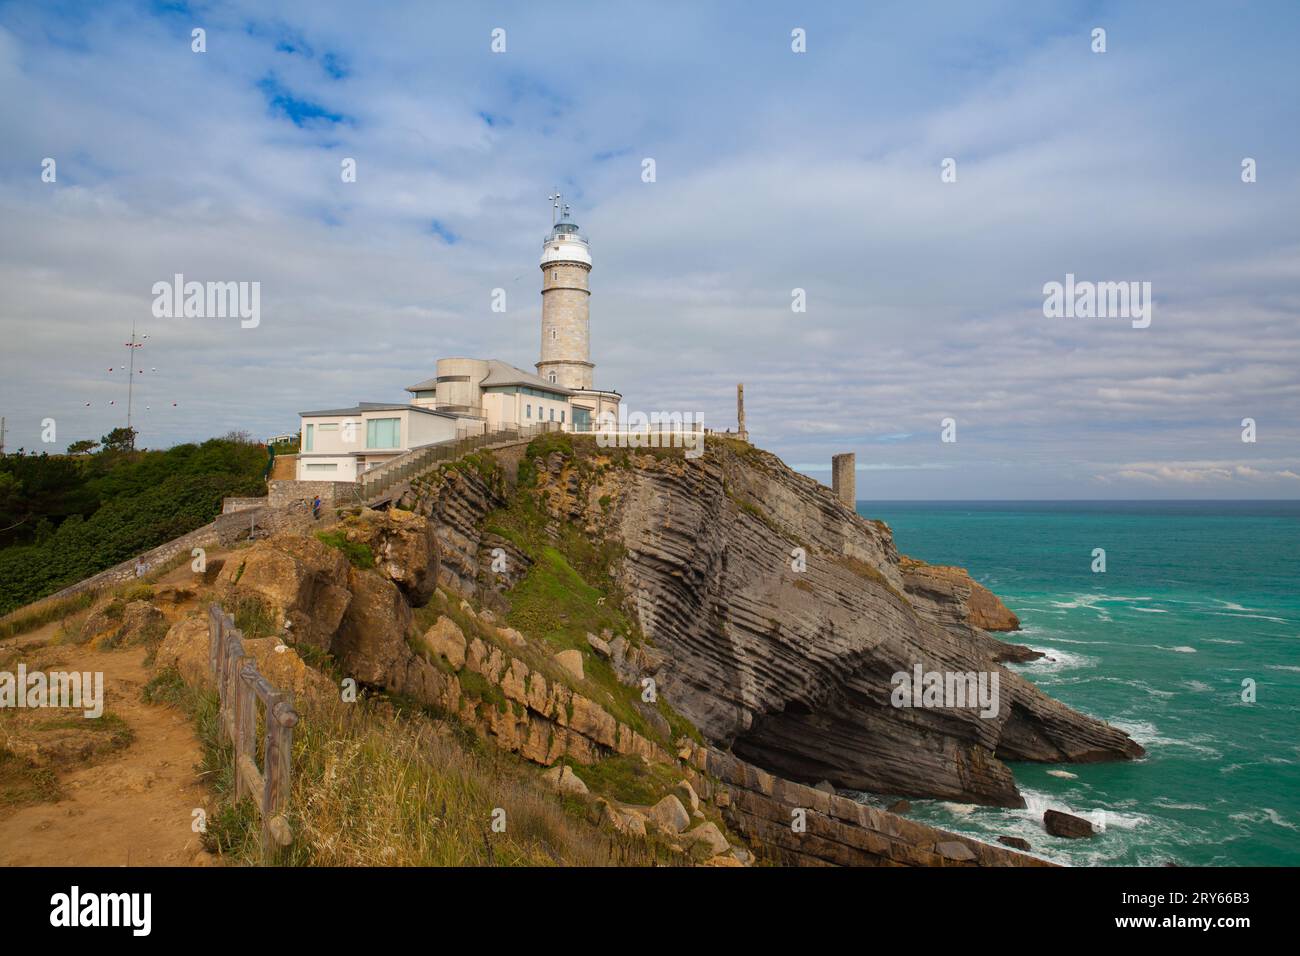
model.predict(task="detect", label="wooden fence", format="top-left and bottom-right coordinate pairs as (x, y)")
top-left (206, 603), bottom-right (300, 857)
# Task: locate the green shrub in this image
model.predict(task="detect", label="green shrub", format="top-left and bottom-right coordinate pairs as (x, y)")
top-left (0, 437), bottom-right (266, 615)
top-left (315, 531), bottom-right (375, 569)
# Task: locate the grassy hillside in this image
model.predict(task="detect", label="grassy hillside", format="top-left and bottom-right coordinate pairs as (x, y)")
top-left (0, 433), bottom-right (267, 615)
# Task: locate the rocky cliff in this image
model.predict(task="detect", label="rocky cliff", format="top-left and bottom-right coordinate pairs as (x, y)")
top-left (403, 436), bottom-right (1143, 809)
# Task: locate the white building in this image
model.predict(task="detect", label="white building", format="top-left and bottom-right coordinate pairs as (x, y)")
top-left (296, 198), bottom-right (621, 481)
top-left (296, 402), bottom-right (468, 482)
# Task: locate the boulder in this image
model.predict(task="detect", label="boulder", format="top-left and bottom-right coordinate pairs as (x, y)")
top-left (675, 779), bottom-right (700, 813)
top-left (216, 535), bottom-right (350, 650)
top-left (553, 649), bottom-right (584, 682)
top-left (647, 794), bottom-right (691, 834)
top-left (246, 638), bottom-right (335, 702)
top-left (343, 510), bottom-right (440, 607)
top-left (1044, 809), bottom-right (1096, 839)
top-left (998, 835), bottom-right (1032, 851)
top-left (634, 700), bottom-right (671, 741)
top-left (154, 616), bottom-right (211, 688)
top-left (887, 799), bottom-right (911, 814)
top-left (332, 568), bottom-right (414, 686)
top-left (80, 598), bottom-right (166, 648)
top-left (104, 600), bottom-right (167, 649)
top-left (683, 821), bottom-right (730, 857)
top-left (586, 632), bottom-right (611, 657)
top-left (154, 614), bottom-right (332, 702)
top-left (497, 626), bottom-right (526, 648)
top-left (935, 840), bottom-right (977, 862)
top-left (421, 616), bottom-right (467, 670)
top-left (541, 765), bottom-right (589, 797)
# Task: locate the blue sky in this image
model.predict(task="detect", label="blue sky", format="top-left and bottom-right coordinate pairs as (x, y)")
top-left (0, 0), bottom-right (1297, 497)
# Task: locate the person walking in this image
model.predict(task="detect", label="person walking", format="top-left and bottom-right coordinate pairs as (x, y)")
top-left (311, 495), bottom-right (322, 520)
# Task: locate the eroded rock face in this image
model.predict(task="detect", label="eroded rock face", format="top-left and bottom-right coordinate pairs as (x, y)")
top-left (899, 558), bottom-right (1021, 633)
top-left (899, 558), bottom-right (1041, 663)
top-left (216, 534), bottom-right (351, 651)
top-left (344, 509), bottom-right (441, 607)
top-left (405, 438), bottom-right (1143, 808)
top-left (333, 567), bottom-right (413, 686)
top-left (591, 442), bottom-right (1142, 807)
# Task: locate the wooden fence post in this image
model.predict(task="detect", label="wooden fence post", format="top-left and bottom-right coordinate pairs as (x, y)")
top-left (205, 603), bottom-right (300, 860)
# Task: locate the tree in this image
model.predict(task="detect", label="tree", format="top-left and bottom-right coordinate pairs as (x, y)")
top-left (100, 427), bottom-right (137, 453)
top-left (67, 439), bottom-right (99, 455)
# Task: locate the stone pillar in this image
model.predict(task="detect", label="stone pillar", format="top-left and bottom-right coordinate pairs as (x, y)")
top-left (832, 453), bottom-right (856, 509)
top-left (736, 383), bottom-right (748, 442)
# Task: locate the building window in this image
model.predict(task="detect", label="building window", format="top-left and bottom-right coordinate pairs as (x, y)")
top-left (549, 408), bottom-right (554, 421)
top-left (551, 328), bottom-right (557, 340)
top-left (553, 271), bottom-right (558, 280)
top-left (366, 418), bottom-right (401, 449)
top-left (304, 424), bottom-right (313, 451)
top-left (318, 422), bottom-right (338, 432)
top-left (549, 372), bottom-right (557, 383)
top-left (560, 410), bottom-right (565, 423)
top-left (526, 404), bottom-right (531, 419)
top-left (305, 462), bottom-right (336, 472)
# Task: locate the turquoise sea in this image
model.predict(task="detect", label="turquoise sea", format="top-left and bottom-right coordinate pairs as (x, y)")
top-left (855, 501), bottom-right (1300, 867)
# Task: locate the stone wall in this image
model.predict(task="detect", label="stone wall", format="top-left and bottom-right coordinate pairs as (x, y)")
top-left (222, 497), bottom-right (265, 514)
top-left (267, 479), bottom-right (358, 509)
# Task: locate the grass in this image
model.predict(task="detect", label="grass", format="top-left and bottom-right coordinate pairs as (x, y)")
top-left (478, 441), bottom-right (703, 749)
top-left (837, 555), bottom-right (912, 607)
top-left (0, 746), bottom-right (61, 809)
top-left (147, 665), bottom-right (677, 866)
top-left (0, 591), bottom-right (99, 641)
top-left (116, 582), bottom-right (155, 603)
top-left (315, 530), bottom-right (375, 570)
top-left (567, 753), bottom-right (682, 807)
top-left (224, 591), bottom-right (278, 639)
top-left (34, 712), bottom-right (135, 749)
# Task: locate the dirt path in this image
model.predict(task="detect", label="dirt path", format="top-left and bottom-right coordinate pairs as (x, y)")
top-left (0, 622), bottom-right (213, 866)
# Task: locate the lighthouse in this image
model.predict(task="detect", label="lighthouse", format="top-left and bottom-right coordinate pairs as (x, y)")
top-left (537, 197), bottom-right (594, 390)
top-left (536, 195), bottom-right (620, 431)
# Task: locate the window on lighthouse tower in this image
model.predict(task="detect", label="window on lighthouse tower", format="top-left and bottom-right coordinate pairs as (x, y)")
top-left (549, 372), bottom-right (557, 383)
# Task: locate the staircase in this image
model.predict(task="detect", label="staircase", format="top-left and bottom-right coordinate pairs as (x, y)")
top-left (358, 422), bottom-right (561, 506)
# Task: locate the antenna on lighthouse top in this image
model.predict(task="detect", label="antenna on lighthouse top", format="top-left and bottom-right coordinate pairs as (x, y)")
top-left (548, 192), bottom-right (562, 225)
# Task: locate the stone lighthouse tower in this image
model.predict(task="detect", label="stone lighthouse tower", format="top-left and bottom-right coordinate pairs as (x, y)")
top-left (537, 196), bottom-right (594, 390)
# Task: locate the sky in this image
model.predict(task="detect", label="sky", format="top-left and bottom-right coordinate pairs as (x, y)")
top-left (0, 0), bottom-right (1297, 499)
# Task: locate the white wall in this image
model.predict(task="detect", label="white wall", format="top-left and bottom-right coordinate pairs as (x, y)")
top-left (407, 410), bottom-right (460, 447)
top-left (297, 455), bottom-right (357, 482)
